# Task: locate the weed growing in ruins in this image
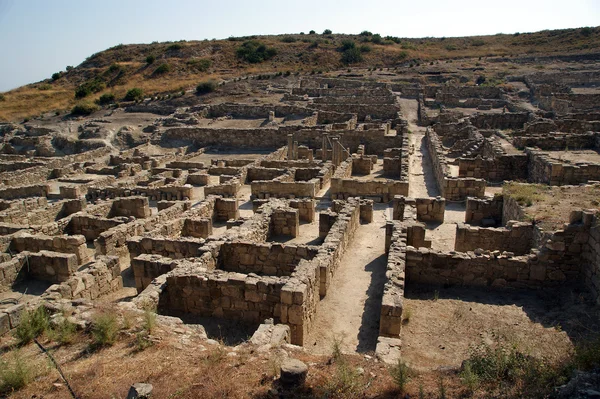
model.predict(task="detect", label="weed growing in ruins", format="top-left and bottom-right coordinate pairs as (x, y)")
top-left (124, 87), bottom-right (144, 101)
top-left (143, 310), bottom-right (157, 334)
top-left (71, 102), bottom-right (99, 116)
top-left (153, 63), bottom-right (171, 75)
top-left (574, 336), bottom-right (600, 370)
top-left (0, 350), bottom-right (34, 395)
top-left (90, 312), bottom-right (119, 348)
top-left (389, 358), bottom-right (411, 393)
top-left (403, 307), bottom-right (412, 324)
top-left (459, 361), bottom-right (480, 394)
top-left (196, 80), bottom-right (217, 95)
top-left (331, 337), bottom-right (343, 361)
top-left (503, 182), bottom-right (548, 207)
top-left (14, 306), bottom-right (49, 345)
top-left (433, 290), bottom-right (439, 301)
top-left (418, 383), bottom-right (425, 399)
top-left (49, 317), bottom-right (77, 345)
top-left (438, 377), bottom-right (447, 399)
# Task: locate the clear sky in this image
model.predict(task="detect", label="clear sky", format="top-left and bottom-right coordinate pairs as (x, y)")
top-left (0, 0), bottom-right (598, 92)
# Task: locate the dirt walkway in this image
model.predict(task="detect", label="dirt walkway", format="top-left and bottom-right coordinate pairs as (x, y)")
top-left (306, 207), bottom-right (388, 355)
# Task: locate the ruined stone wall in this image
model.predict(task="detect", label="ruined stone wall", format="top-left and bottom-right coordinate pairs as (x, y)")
top-left (0, 184), bottom-right (49, 200)
top-left (42, 256), bottom-right (122, 300)
top-left (380, 221), bottom-right (405, 337)
top-left (23, 250), bottom-right (78, 283)
top-left (527, 149), bottom-right (600, 185)
top-left (10, 233), bottom-right (90, 265)
top-left (426, 128), bottom-right (486, 200)
top-left (469, 113), bottom-right (530, 130)
top-left (465, 195), bottom-right (504, 226)
top-left (512, 132), bottom-right (598, 150)
top-left (454, 222), bottom-right (534, 255)
top-left (218, 242), bottom-right (317, 277)
top-left (502, 196), bottom-right (527, 225)
top-left (87, 184), bottom-right (194, 202)
top-left (458, 154), bottom-right (528, 182)
top-left (247, 167), bottom-right (286, 182)
top-left (270, 208), bottom-right (299, 237)
top-left (416, 197), bottom-right (445, 223)
top-left (251, 180), bottom-right (318, 199)
top-left (289, 199), bottom-right (316, 223)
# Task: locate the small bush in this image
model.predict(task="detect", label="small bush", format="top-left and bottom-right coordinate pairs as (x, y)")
top-left (153, 63), bottom-right (170, 75)
top-left (49, 317), bottom-right (77, 345)
top-left (187, 58), bottom-right (211, 72)
top-left (96, 93), bottom-right (116, 105)
top-left (145, 55), bottom-right (156, 64)
top-left (236, 41), bottom-right (277, 63)
top-left (371, 34), bottom-right (383, 44)
top-left (75, 79), bottom-right (105, 99)
top-left (66, 65), bottom-right (73, 71)
top-left (359, 44), bottom-right (371, 53)
top-left (360, 30), bottom-right (372, 36)
top-left (167, 43), bottom-right (183, 51)
top-left (471, 38), bottom-right (486, 47)
top-left (581, 27), bottom-right (594, 37)
top-left (124, 87), bottom-right (144, 101)
top-left (38, 84), bottom-right (52, 91)
top-left (51, 72), bottom-right (61, 81)
top-left (91, 313), bottom-right (119, 348)
top-left (143, 310), bottom-right (156, 334)
top-left (71, 102), bottom-right (99, 116)
top-left (0, 351), bottom-right (34, 394)
top-left (340, 40), bottom-right (356, 51)
top-left (460, 361), bottom-right (480, 393)
top-left (0, 94), bottom-right (6, 101)
top-left (309, 30), bottom-right (315, 34)
top-left (14, 307), bottom-right (49, 345)
top-left (390, 359), bottom-right (411, 393)
top-left (308, 40), bottom-right (319, 49)
top-left (280, 36), bottom-right (297, 43)
top-left (196, 80), bottom-right (217, 94)
top-left (445, 44), bottom-right (458, 51)
top-left (341, 47), bottom-right (363, 64)
top-left (323, 29), bottom-right (332, 35)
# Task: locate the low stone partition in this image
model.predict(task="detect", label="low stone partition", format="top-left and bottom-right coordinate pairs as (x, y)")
top-left (0, 184), bottom-right (49, 200)
top-left (110, 196), bottom-right (151, 218)
top-left (426, 128), bottom-right (486, 200)
top-left (289, 199), bottom-right (316, 223)
top-left (86, 185), bottom-right (194, 202)
top-left (218, 242), bottom-right (318, 276)
top-left (166, 160), bottom-right (206, 169)
top-left (330, 159), bottom-right (409, 202)
top-left (247, 167), bottom-right (287, 182)
top-left (22, 250), bottom-right (78, 283)
top-left (0, 197), bottom-right (85, 226)
top-left (512, 132), bottom-right (598, 151)
top-left (271, 208), bottom-right (299, 237)
top-left (458, 154), bottom-right (528, 182)
top-left (95, 201), bottom-right (191, 257)
top-left (380, 221), bottom-right (406, 338)
top-left (465, 195), bottom-right (504, 226)
top-left (127, 236), bottom-right (206, 260)
top-left (204, 178), bottom-right (241, 198)
top-left (527, 149), bottom-right (600, 186)
top-left (251, 179), bottom-right (319, 199)
top-left (68, 214), bottom-right (129, 241)
top-left (10, 233), bottom-right (90, 265)
top-left (215, 197), bottom-right (239, 221)
top-left (454, 222), bottom-right (534, 255)
top-left (186, 172), bottom-right (211, 186)
top-left (415, 197), bottom-right (445, 223)
top-left (182, 218), bottom-right (212, 238)
top-left (42, 256), bottom-right (122, 300)
top-left (131, 254), bottom-right (205, 293)
top-left (0, 255), bottom-right (27, 292)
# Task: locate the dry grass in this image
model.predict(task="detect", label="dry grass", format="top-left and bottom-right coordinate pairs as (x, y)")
top-left (1, 27), bottom-right (599, 121)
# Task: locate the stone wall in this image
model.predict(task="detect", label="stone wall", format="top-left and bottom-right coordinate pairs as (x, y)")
top-left (271, 208), bottom-right (299, 237)
top-left (512, 132), bottom-right (598, 151)
top-left (380, 221), bottom-right (406, 337)
top-left (426, 128), bottom-right (486, 200)
top-left (416, 197), bottom-right (445, 223)
top-left (23, 250), bottom-right (78, 283)
top-left (87, 184), bottom-right (194, 202)
top-left (251, 180), bottom-right (318, 199)
top-left (42, 256), bottom-right (122, 300)
top-left (0, 184), bottom-right (49, 200)
top-left (458, 154), bottom-right (528, 182)
top-left (10, 233), bottom-right (90, 265)
top-left (465, 195), bottom-right (504, 226)
top-left (454, 222), bottom-right (534, 255)
top-left (527, 149), bottom-right (600, 186)
top-left (218, 242), bottom-right (318, 276)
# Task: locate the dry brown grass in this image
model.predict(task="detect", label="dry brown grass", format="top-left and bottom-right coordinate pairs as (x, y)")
top-left (1, 27), bottom-right (598, 122)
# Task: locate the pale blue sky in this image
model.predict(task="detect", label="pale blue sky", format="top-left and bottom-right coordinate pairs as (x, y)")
top-left (0, 0), bottom-right (598, 92)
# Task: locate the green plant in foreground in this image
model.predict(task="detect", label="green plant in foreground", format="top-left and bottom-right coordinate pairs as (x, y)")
top-left (0, 351), bottom-right (34, 394)
top-left (91, 313), bottom-right (119, 348)
top-left (14, 306), bottom-right (49, 345)
top-left (390, 358), bottom-right (411, 393)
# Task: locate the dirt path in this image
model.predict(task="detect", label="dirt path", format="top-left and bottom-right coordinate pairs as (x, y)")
top-left (306, 207), bottom-right (388, 355)
top-left (400, 99), bottom-right (439, 198)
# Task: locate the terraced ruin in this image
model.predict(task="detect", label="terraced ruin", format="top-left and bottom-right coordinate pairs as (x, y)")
top-left (2, 48), bottom-right (600, 397)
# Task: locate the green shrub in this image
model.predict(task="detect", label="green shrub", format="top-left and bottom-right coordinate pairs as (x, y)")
top-left (236, 41), bottom-right (277, 63)
top-left (51, 72), bottom-right (61, 81)
top-left (309, 30), bottom-right (315, 34)
top-left (359, 44), bottom-right (371, 53)
top-left (167, 43), bottom-right (183, 51)
top-left (66, 65), bottom-right (73, 71)
top-left (124, 87), bottom-right (144, 101)
top-left (107, 63), bottom-right (122, 74)
top-left (323, 29), bottom-right (332, 35)
top-left (14, 307), bottom-right (49, 345)
top-left (146, 54), bottom-right (156, 64)
top-left (471, 38), bottom-right (486, 46)
top-left (38, 84), bottom-right (52, 91)
top-left (75, 79), bottom-right (105, 99)
top-left (187, 58), bottom-right (211, 72)
top-left (196, 80), bottom-right (217, 94)
top-left (143, 310), bottom-right (156, 334)
top-left (341, 47), bottom-right (363, 64)
top-left (153, 63), bottom-right (170, 75)
top-left (0, 351), bottom-right (34, 394)
top-left (96, 93), bottom-right (116, 105)
top-left (340, 40), bottom-right (356, 51)
top-left (390, 358), bottom-right (411, 393)
top-left (445, 44), bottom-right (458, 51)
top-left (308, 40), bottom-right (319, 49)
top-left (49, 317), bottom-right (77, 345)
top-left (397, 51), bottom-right (408, 61)
top-left (360, 30), bottom-right (372, 36)
top-left (280, 36), bottom-right (297, 43)
top-left (0, 94), bottom-right (5, 102)
top-left (581, 27), bottom-right (594, 37)
top-left (71, 102), bottom-right (99, 116)
top-left (371, 34), bottom-right (383, 44)
top-left (91, 313), bottom-right (119, 348)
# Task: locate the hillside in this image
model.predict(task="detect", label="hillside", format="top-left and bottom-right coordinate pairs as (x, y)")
top-left (0, 26), bottom-right (599, 121)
